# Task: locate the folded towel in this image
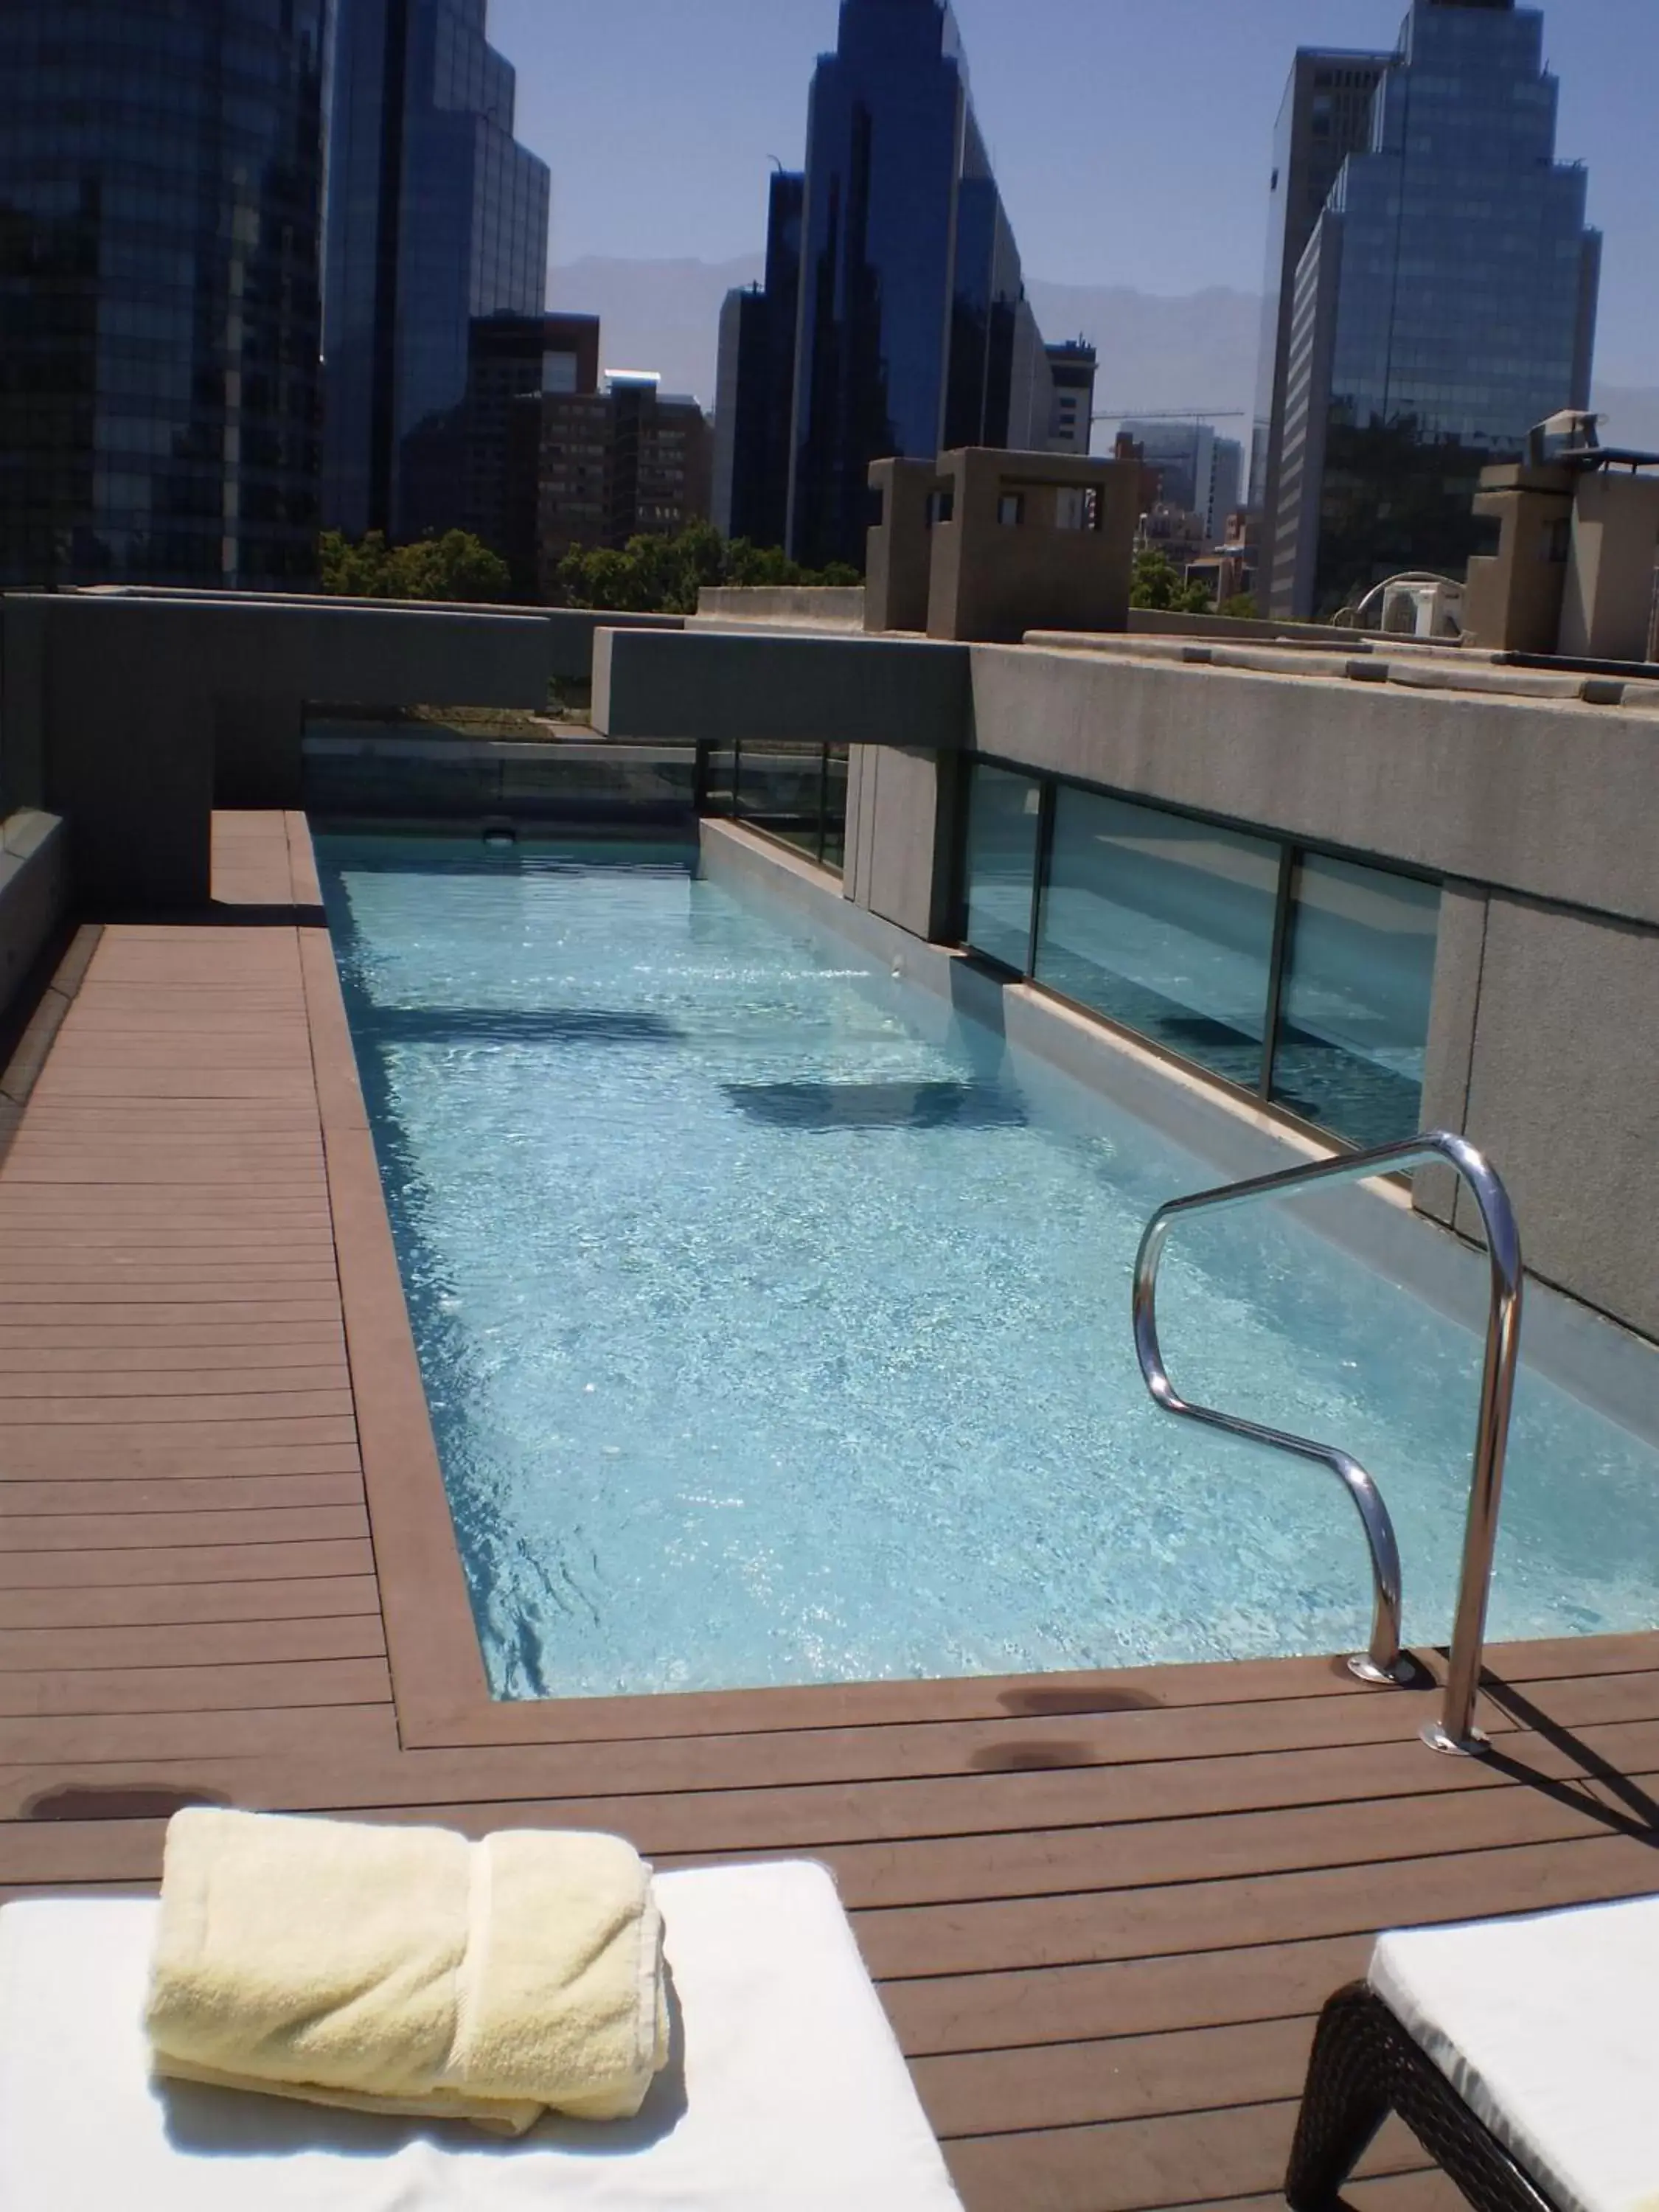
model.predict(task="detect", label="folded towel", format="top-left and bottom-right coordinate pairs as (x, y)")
top-left (145, 1808), bottom-right (668, 2135)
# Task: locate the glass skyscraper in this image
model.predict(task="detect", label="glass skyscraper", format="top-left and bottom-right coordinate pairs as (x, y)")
top-left (1248, 48), bottom-right (1391, 574)
top-left (0, 0), bottom-right (327, 590)
top-left (321, 0), bottom-right (549, 544)
top-left (1270, 0), bottom-right (1599, 619)
top-left (713, 170), bottom-right (804, 549)
top-left (785, 0), bottom-right (1046, 570)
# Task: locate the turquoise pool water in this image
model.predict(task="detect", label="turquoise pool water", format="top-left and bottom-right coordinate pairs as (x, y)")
top-left (318, 832), bottom-right (1659, 1700)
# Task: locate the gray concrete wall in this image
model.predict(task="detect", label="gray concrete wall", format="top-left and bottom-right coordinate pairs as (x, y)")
top-left (842, 745), bottom-right (959, 941)
top-left (593, 625), bottom-right (970, 749)
top-left (693, 588), bottom-right (866, 631)
top-left (0, 811), bottom-right (66, 1029)
top-left (1, 592), bottom-right (591, 905)
top-left (966, 644), bottom-right (1659, 926)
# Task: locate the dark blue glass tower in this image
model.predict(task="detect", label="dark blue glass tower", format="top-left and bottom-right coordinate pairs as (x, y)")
top-left (714, 170), bottom-right (804, 549)
top-left (0, 0), bottom-right (326, 589)
top-left (321, 0), bottom-right (549, 544)
top-left (785, 0), bottom-right (1039, 569)
top-left (1273, 0), bottom-right (1599, 619)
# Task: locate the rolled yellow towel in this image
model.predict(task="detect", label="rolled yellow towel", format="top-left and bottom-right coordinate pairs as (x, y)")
top-left (145, 1807), bottom-right (668, 2135)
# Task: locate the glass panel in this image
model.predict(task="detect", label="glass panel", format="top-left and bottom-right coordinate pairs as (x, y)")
top-left (1270, 855), bottom-right (1441, 1147)
top-left (963, 763), bottom-right (1041, 972)
top-left (734, 740), bottom-right (827, 860)
top-left (704, 742), bottom-right (737, 816)
top-left (1034, 787), bottom-right (1279, 1091)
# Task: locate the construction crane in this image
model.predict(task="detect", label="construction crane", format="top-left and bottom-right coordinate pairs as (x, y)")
top-left (1091, 407), bottom-right (1248, 422)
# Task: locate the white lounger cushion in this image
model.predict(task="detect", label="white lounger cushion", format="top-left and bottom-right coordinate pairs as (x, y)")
top-left (1370, 1893), bottom-right (1659, 2212)
top-left (0, 1860), bottom-right (963, 2211)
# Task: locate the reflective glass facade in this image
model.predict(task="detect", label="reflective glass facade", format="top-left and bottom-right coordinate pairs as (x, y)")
top-left (786, 0), bottom-right (1040, 569)
top-left (322, 0), bottom-right (549, 543)
top-left (714, 172), bottom-right (804, 549)
top-left (0, 0), bottom-right (326, 590)
top-left (1248, 49), bottom-right (1390, 560)
top-left (1273, 1), bottom-right (1599, 619)
top-left (961, 761), bottom-right (1442, 1150)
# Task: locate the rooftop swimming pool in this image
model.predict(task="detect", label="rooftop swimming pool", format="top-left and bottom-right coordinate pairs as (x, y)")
top-left (317, 832), bottom-right (1659, 1702)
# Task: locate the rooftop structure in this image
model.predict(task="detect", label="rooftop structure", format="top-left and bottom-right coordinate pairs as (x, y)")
top-left (4, 588), bottom-right (1659, 2202)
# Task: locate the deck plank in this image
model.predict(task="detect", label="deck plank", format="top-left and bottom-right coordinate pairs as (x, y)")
top-left (0, 812), bottom-right (1655, 2212)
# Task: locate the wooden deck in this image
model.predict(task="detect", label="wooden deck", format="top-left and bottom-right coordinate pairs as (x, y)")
top-left (2, 809), bottom-right (1657, 2211)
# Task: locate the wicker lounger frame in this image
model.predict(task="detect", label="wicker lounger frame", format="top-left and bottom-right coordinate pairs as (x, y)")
top-left (1285, 1982), bottom-right (1563, 2212)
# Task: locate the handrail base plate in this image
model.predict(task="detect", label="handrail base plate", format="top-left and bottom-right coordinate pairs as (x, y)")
top-left (1349, 1653), bottom-right (1415, 1688)
top-left (1420, 1718), bottom-right (1490, 1758)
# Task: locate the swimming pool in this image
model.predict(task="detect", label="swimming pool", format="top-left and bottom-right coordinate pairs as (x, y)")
top-left (318, 832), bottom-right (1659, 1701)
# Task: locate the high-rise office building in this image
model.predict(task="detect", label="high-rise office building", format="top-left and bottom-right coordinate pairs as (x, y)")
top-left (1248, 48), bottom-right (1391, 549)
top-left (1045, 341), bottom-right (1099, 456)
top-left (0, 0), bottom-right (327, 590)
top-left (1269, 0), bottom-right (1599, 619)
top-left (712, 171), bottom-right (804, 546)
top-left (1119, 422), bottom-right (1244, 544)
top-left (322, 0), bottom-right (549, 546)
top-left (784, 0), bottom-right (1048, 569)
top-left (521, 372), bottom-right (712, 598)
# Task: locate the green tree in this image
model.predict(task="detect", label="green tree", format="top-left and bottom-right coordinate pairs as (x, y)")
top-left (1129, 546), bottom-right (1213, 615)
top-left (552, 523), bottom-right (863, 615)
top-left (318, 528), bottom-right (511, 603)
top-left (1219, 591), bottom-right (1259, 620)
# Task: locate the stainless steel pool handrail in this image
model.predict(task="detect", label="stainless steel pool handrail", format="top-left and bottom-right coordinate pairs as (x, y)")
top-left (1131, 1131), bottom-right (1525, 1755)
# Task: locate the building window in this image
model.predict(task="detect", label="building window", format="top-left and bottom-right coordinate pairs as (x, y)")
top-left (959, 762), bottom-right (1441, 1148)
top-left (963, 765), bottom-right (1043, 972)
top-left (998, 492), bottom-right (1025, 526)
top-left (1035, 786), bottom-right (1280, 1093)
top-left (1267, 854), bottom-right (1440, 1147)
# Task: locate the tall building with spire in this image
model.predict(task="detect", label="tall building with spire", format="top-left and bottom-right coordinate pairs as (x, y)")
top-left (321, 0), bottom-right (549, 545)
top-left (1265, 0), bottom-right (1599, 619)
top-left (718, 0), bottom-right (1052, 571)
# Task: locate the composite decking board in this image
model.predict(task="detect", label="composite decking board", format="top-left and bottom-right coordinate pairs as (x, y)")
top-left (0, 815), bottom-right (1655, 2212)
top-left (0, 1615), bottom-right (388, 1674)
top-left (0, 1369), bottom-right (352, 1404)
top-left (0, 1539), bottom-right (378, 1588)
top-left (0, 1475), bottom-right (366, 1517)
top-left (0, 1576), bottom-right (384, 1635)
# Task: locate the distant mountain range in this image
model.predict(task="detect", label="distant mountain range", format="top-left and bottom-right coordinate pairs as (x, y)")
top-left (551, 254), bottom-right (1658, 455)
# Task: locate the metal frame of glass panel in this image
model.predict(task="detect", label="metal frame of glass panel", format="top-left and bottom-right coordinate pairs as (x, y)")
top-left (958, 754), bottom-right (1441, 1152)
top-left (699, 738), bottom-right (848, 877)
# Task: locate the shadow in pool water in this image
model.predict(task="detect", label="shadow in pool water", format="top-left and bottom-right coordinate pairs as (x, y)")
top-left (723, 1078), bottom-right (1026, 1132)
top-left (359, 1006), bottom-right (684, 1047)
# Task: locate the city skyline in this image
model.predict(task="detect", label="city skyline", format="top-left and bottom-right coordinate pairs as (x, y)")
top-left (489, 0), bottom-right (1657, 387)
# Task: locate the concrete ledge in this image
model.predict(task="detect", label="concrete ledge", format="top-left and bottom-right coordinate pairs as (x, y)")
top-left (0, 812), bottom-right (68, 1027)
top-left (694, 586), bottom-right (866, 630)
top-left (698, 818), bottom-right (1659, 1447)
top-left (593, 625), bottom-right (970, 747)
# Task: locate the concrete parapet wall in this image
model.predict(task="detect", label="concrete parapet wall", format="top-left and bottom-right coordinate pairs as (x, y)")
top-left (969, 644), bottom-right (1659, 928)
top-left (0, 811), bottom-right (66, 1031)
top-left (693, 588), bottom-right (866, 630)
top-left (592, 625), bottom-right (970, 748)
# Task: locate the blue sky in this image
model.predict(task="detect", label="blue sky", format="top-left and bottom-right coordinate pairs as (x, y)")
top-left (488, 0), bottom-right (1655, 383)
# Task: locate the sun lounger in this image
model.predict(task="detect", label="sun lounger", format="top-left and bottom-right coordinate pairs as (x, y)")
top-left (1287, 1894), bottom-right (1659, 2212)
top-left (0, 1857), bottom-right (964, 2211)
